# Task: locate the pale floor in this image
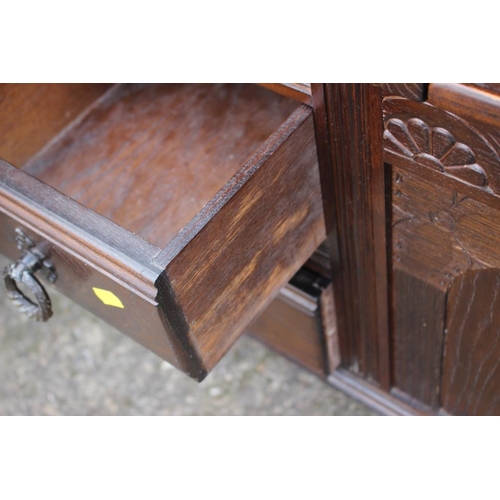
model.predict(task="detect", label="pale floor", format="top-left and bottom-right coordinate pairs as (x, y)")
top-left (0, 256), bottom-right (375, 416)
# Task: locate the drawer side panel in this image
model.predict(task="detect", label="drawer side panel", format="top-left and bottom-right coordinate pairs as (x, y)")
top-left (166, 109), bottom-right (326, 372)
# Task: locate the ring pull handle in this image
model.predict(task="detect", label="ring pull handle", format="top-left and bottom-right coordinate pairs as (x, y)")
top-left (2, 229), bottom-right (57, 322)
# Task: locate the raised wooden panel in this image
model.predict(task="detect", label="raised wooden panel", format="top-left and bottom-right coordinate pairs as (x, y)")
top-left (391, 166), bottom-right (500, 290)
top-left (389, 131), bottom-right (500, 410)
top-left (390, 162), bottom-right (500, 406)
top-left (392, 270), bottom-right (445, 408)
top-left (385, 94), bottom-right (500, 411)
top-left (442, 268), bottom-right (500, 415)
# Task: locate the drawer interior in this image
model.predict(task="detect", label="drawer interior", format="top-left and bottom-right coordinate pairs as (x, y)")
top-left (0, 83), bottom-right (324, 379)
top-left (12, 83), bottom-right (298, 248)
top-left (0, 84), bottom-right (113, 167)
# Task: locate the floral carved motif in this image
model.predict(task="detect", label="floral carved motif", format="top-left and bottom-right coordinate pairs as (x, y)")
top-left (383, 97), bottom-right (500, 196)
top-left (384, 117), bottom-right (489, 189)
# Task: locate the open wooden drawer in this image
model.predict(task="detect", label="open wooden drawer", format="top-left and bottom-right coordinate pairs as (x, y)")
top-left (0, 84), bottom-right (326, 380)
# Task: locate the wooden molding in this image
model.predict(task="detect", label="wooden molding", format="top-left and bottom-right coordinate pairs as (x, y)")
top-left (312, 84), bottom-right (390, 389)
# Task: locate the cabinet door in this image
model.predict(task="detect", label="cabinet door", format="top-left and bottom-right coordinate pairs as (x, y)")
top-left (313, 83), bottom-right (500, 415)
top-left (384, 93), bottom-right (500, 414)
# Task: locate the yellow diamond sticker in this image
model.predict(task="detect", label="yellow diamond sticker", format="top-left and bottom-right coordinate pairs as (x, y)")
top-left (92, 287), bottom-right (124, 308)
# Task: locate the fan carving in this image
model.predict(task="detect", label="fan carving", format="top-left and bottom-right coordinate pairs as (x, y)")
top-left (384, 117), bottom-right (489, 189)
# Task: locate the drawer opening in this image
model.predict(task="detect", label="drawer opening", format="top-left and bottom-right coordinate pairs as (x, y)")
top-left (11, 83), bottom-right (298, 249)
top-left (248, 264), bottom-right (335, 377)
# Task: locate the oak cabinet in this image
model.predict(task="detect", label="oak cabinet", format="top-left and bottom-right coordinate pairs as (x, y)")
top-left (3, 82), bottom-right (500, 415)
top-left (311, 83), bottom-right (500, 415)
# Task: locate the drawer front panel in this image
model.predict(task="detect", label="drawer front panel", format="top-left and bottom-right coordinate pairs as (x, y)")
top-left (0, 208), bottom-right (186, 372)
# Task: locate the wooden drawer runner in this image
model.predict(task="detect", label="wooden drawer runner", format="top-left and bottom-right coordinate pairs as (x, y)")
top-left (0, 84), bottom-right (326, 380)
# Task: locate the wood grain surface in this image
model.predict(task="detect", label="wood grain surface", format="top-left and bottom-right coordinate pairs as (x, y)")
top-left (0, 84), bottom-right (111, 166)
top-left (442, 268), bottom-right (500, 415)
top-left (165, 106), bottom-right (326, 373)
top-left (392, 270), bottom-right (445, 408)
top-left (467, 83), bottom-right (500, 94)
top-left (383, 97), bottom-right (500, 198)
top-left (257, 83), bottom-right (311, 104)
top-left (1, 85), bottom-right (324, 380)
top-left (428, 83), bottom-right (500, 129)
top-left (320, 281), bottom-right (340, 373)
top-left (379, 83), bottom-right (426, 101)
top-left (391, 166), bottom-right (500, 290)
top-left (311, 84), bottom-right (390, 388)
top-left (249, 268), bottom-right (330, 376)
top-left (390, 162), bottom-right (500, 407)
top-left (0, 161), bottom-right (197, 375)
top-left (24, 83), bottom-right (298, 248)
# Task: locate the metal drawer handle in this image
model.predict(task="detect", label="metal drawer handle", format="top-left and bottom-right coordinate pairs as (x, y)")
top-left (2, 229), bottom-right (57, 322)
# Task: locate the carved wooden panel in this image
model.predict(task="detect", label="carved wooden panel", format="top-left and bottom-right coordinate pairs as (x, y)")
top-left (393, 168), bottom-right (500, 289)
top-left (390, 162), bottom-right (500, 409)
top-left (442, 268), bottom-right (500, 415)
top-left (384, 97), bottom-right (500, 197)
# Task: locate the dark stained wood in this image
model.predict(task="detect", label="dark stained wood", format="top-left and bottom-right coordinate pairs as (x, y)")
top-left (391, 165), bottom-right (500, 290)
top-left (467, 83), bottom-right (500, 94)
top-left (390, 153), bottom-right (500, 409)
top-left (428, 83), bottom-right (500, 129)
top-left (304, 240), bottom-right (331, 278)
top-left (0, 160), bottom-right (160, 292)
top-left (0, 160), bottom-right (195, 375)
top-left (379, 83), bottom-right (426, 101)
top-left (248, 268), bottom-right (331, 377)
top-left (311, 84), bottom-right (390, 389)
top-left (311, 84), bottom-right (337, 235)
top-left (442, 268), bottom-right (500, 415)
top-left (385, 96), bottom-right (500, 413)
top-left (23, 83), bottom-right (298, 248)
top-left (383, 97), bottom-right (500, 198)
top-left (0, 84), bottom-right (112, 166)
top-left (14, 80), bottom-right (500, 413)
top-left (328, 368), bottom-right (433, 415)
top-left (392, 270), bottom-right (445, 408)
top-left (0, 84), bottom-right (324, 380)
top-left (164, 107), bottom-right (326, 373)
top-left (258, 83), bottom-right (311, 104)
